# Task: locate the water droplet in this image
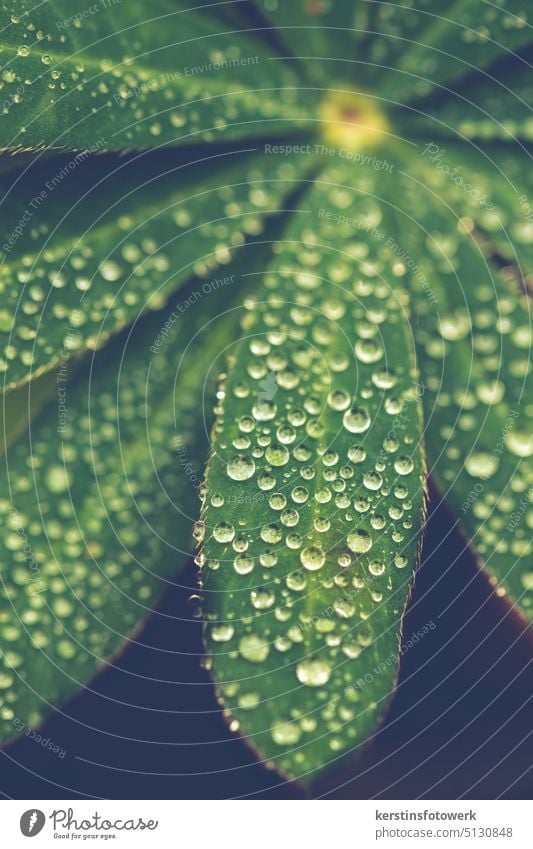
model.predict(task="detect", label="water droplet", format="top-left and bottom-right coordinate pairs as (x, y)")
top-left (327, 389), bottom-right (351, 411)
top-left (99, 259), bottom-right (122, 281)
top-left (213, 522), bottom-right (235, 543)
top-left (355, 338), bottom-right (383, 363)
top-left (239, 634), bottom-right (269, 663)
top-left (394, 456), bottom-right (414, 475)
top-left (296, 658), bottom-right (331, 687)
top-left (211, 624), bottom-right (235, 642)
top-left (252, 399), bottom-right (277, 421)
top-left (348, 445), bottom-right (366, 463)
top-left (272, 722), bottom-right (301, 745)
top-left (506, 430), bottom-right (533, 458)
top-left (363, 471), bottom-right (383, 490)
top-left (465, 452), bottom-right (499, 479)
top-left (227, 454), bottom-right (255, 481)
top-left (251, 588), bottom-right (275, 609)
top-left (300, 545), bottom-right (326, 570)
top-left (368, 560), bottom-right (385, 576)
top-left (343, 407), bottom-right (371, 434)
top-left (265, 444), bottom-right (290, 466)
top-left (234, 556), bottom-right (254, 575)
top-left (347, 530), bottom-right (373, 553)
top-left (45, 465), bottom-right (71, 494)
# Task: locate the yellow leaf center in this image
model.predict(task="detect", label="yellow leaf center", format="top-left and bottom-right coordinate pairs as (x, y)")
top-left (319, 90), bottom-right (389, 152)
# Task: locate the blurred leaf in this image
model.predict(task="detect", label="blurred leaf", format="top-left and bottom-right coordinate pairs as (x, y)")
top-left (0, 242), bottom-right (265, 747)
top-left (400, 51), bottom-right (533, 143)
top-left (249, 0), bottom-right (372, 81)
top-left (1, 370), bottom-right (62, 454)
top-left (365, 0), bottom-right (533, 104)
top-left (201, 165), bottom-right (425, 784)
top-left (387, 153), bottom-right (533, 622)
top-left (399, 141), bottom-right (533, 286)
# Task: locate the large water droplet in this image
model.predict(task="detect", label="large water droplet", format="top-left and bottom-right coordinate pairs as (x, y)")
top-left (343, 407), bottom-right (371, 434)
top-left (347, 529), bottom-right (373, 553)
top-left (465, 452), bottom-right (499, 479)
top-left (227, 454), bottom-right (255, 481)
top-left (300, 545), bottom-right (326, 571)
top-left (296, 658), bottom-right (331, 687)
top-left (239, 634), bottom-right (269, 663)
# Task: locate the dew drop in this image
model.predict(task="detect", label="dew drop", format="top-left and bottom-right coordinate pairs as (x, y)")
top-left (343, 407), bottom-right (371, 434)
top-left (505, 430), bottom-right (533, 458)
top-left (296, 658), bottom-right (331, 687)
top-left (465, 452), bottom-right (499, 479)
top-left (213, 522), bottom-right (235, 543)
top-left (45, 465), bottom-right (71, 494)
top-left (227, 454), bottom-right (255, 481)
top-left (239, 634), bottom-right (269, 663)
top-left (211, 624), bottom-right (235, 642)
top-left (300, 545), bottom-right (326, 571)
top-left (272, 722), bottom-right (301, 745)
top-left (394, 456), bottom-right (414, 475)
top-left (347, 529), bottom-right (373, 553)
top-left (265, 444), bottom-right (290, 466)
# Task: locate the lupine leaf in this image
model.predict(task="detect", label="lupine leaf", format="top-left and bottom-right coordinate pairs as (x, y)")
top-left (400, 141), bottom-right (533, 285)
top-left (1, 369), bottom-right (60, 454)
top-left (0, 149), bottom-right (311, 392)
top-left (201, 164), bottom-right (425, 784)
top-left (0, 0), bottom-right (313, 153)
top-left (365, 1), bottom-right (533, 104)
top-left (0, 247), bottom-right (257, 746)
top-left (400, 53), bottom-right (533, 144)
top-left (1, 0), bottom-right (531, 791)
top-left (386, 153), bottom-right (533, 621)
top-left (249, 0), bottom-right (371, 81)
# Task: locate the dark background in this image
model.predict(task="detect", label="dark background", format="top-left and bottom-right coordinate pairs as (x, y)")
top-left (1, 483), bottom-right (532, 800)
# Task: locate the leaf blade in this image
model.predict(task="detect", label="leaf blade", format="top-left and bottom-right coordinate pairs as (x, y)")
top-left (249, 0), bottom-right (372, 82)
top-left (0, 242), bottom-right (267, 747)
top-left (201, 163), bottom-right (426, 784)
top-left (386, 151), bottom-right (533, 622)
top-left (366, 1), bottom-right (533, 104)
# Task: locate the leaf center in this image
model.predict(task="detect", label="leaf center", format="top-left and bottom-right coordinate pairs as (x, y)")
top-left (319, 90), bottom-right (389, 152)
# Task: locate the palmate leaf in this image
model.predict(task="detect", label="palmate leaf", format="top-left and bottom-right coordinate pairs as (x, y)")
top-left (0, 149), bottom-right (311, 392)
top-left (0, 0), bottom-right (313, 153)
top-left (201, 164), bottom-right (425, 784)
top-left (0, 247), bottom-right (255, 747)
top-left (0, 0), bottom-right (530, 795)
top-left (364, 0), bottom-right (533, 104)
top-left (386, 152), bottom-right (533, 621)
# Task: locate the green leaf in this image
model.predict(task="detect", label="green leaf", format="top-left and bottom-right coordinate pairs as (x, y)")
top-left (249, 0), bottom-right (371, 81)
top-left (400, 141), bottom-right (533, 285)
top-left (1, 369), bottom-right (62, 454)
top-left (0, 149), bottom-right (312, 392)
top-left (201, 164), bottom-right (426, 784)
top-left (365, 1), bottom-right (533, 104)
top-left (0, 0), bottom-right (313, 153)
top-left (399, 54), bottom-right (533, 143)
top-left (0, 245), bottom-right (259, 746)
top-left (387, 153), bottom-right (533, 621)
